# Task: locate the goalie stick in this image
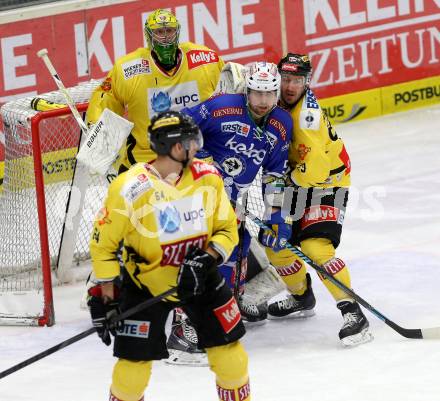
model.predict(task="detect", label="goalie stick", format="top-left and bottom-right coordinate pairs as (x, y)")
top-left (37, 49), bottom-right (89, 133)
top-left (37, 49), bottom-right (132, 282)
top-left (234, 201), bottom-right (440, 340)
top-left (0, 287), bottom-right (177, 380)
top-left (37, 48), bottom-right (90, 283)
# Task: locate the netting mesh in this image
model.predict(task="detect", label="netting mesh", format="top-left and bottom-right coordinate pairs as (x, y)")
top-left (0, 81), bottom-right (104, 294)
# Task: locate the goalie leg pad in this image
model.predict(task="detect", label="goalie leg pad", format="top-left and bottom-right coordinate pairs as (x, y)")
top-left (243, 265), bottom-right (286, 305)
top-left (245, 237), bottom-right (270, 281)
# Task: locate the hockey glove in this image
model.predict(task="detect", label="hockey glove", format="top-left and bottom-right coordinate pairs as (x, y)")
top-left (258, 210), bottom-right (293, 252)
top-left (177, 246), bottom-right (217, 300)
top-left (87, 285), bottom-right (121, 346)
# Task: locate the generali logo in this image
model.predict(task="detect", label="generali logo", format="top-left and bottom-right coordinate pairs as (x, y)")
top-left (187, 50), bottom-right (219, 69)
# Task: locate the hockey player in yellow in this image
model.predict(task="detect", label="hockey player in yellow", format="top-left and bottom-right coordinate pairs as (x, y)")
top-left (86, 9), bottom-right (225, 172)
top-left (88, 111), bottom-right (250, 401)
top-left (259, 53), bottom-right (373, 346)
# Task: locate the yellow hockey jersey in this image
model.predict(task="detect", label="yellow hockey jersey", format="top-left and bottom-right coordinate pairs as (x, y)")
top-left (90, 161), bottom-right (238, 300)
top-left (287, 89), bottom-right (351, 188)
top-left (86, 43), bottom-right (224, 167)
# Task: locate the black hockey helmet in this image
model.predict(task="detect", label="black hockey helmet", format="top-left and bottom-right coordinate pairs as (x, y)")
top-left (148, 110), bottom-right (202, 156)
top-left (277, 53), bottom-right (312, 85)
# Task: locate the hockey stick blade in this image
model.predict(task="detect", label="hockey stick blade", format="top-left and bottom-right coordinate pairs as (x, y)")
top-left (236, 202), bottom-right (440, 340)
top-left (0, 287), bottom-right (176, 380)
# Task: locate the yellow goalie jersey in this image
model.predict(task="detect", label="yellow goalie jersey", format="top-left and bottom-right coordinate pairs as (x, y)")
top-left (288, 89), bottom-right (351, 188)
top-left (86, 43), bottom-right (224, 167)
top-left (90, 161), bottom-right (238, 300)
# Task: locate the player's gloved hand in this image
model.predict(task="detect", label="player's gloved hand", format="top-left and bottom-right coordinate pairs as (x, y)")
top-left (258, 210), bottom-right (293, 252)
top-left (87, 285), bottom-right (121, 346)
top-left (177, 246), bottom-right (217, 300)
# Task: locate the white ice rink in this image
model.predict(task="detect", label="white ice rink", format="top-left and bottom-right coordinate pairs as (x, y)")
top-left (1, 104), bottom-right (440, 401)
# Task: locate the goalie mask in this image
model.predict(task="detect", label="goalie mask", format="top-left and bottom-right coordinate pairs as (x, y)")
top-left (245, 61), bottom-right (281, 119)
top-left (149, 111), bottom-right (203, 159)
top-left (145, 9), bottom-right (180, 66)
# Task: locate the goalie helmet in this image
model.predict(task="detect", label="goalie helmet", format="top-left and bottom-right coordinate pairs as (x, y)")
top-left (145, 9), bottom-right (180, 66)
top-left (149, 111), bottom-right (203, 156)
top-left (245, 61), bottom-right (281, 97)
top-left (277, 53), bottom-right (312, 86)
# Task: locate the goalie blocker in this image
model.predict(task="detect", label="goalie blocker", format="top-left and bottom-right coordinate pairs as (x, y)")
top-left (30, 96), bottom-right (133, 177)
top-left (76, 109), bottom-right (134, 176)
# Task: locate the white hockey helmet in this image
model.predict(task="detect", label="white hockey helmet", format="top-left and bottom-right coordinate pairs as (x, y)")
top-left (245, 61), bottom-right (281, 98)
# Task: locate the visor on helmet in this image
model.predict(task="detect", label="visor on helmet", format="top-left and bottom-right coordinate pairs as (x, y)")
top-left (182, 130), bottom-right (203, 152)
top-left (277, 53), bottom-right (312, 86)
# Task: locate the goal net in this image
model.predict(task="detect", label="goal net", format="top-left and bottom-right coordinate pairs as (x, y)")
top-left (0, 81), bottom-right (267, 326)
top-left (0, 81), bottom-right (106, 326)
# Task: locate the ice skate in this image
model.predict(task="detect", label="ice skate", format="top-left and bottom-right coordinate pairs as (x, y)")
top-left (165, 318), bottom-right (208, 366)
top-left (337, 300), bottom-right (374, 347)
top-left (238, 294), bottom-right (267, 325)
top-left (268, 273), bottom-right (316, 319)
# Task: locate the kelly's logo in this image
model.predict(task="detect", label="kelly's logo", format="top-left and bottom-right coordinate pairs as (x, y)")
top-left (187, 50), bottom-right (219, 69)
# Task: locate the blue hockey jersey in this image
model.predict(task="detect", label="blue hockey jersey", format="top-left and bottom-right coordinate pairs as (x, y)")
top-left (183, 94), bottom-right (292, 201)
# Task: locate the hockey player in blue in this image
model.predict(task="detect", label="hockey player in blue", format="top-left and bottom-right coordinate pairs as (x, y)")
top-left (166, 62), bottom-right (293, 365)
top-left (185, 63), bottom-right (292, 295)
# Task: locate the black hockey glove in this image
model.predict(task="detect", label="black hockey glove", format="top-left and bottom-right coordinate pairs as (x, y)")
top-left (87, 285), bottom-right (121, 346)
top-left (177, 246), bottom-right (217, 300)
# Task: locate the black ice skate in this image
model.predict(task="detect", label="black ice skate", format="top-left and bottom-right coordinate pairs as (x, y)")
top-left (238, 295), bottom-right (268, 325)
top-left (267, 273), bottom-right (316, 319)
top-left (165, 318), bottom-right (208, 366)
top-left (337, 300), bottom-right (373, 346)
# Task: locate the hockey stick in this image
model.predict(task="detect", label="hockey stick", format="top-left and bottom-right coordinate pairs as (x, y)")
top-left (37, 49), bottom-right (88, 133)
top-left (0, 286), bottom-right (177, 380)
top-left (37, 48), bottom-right (90, 283)
top-left (233, 192), bottom-right (248, 299)
top-left (233, 201), bottom-right (440, 340)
